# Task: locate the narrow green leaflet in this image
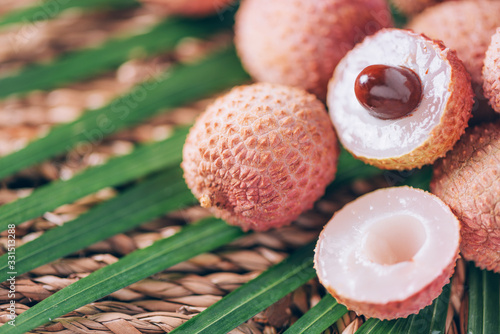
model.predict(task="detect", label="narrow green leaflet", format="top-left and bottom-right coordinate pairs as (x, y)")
top-left (0, 15), bottom-right (230, 98)
top-left (0, 218), bottom-right (245, 334)
top-left (329, 147), bottom-right (381, 188)
top-left (0, 47), bottom-right (249, 179)
top-left (355, 283), bottom-right (451, 334)
top-left (0, 0), bottom-right (139, 28)
top-left (283, 294), bottom-right (347, 334)
top-left (0, 127), bottom-right (188, 231)
top-left (170, 242), bottom-right (317, 334)
top-left (0, 166), bottom-right (196, 282)
top-left (467, 263), bottom-right (500, 334)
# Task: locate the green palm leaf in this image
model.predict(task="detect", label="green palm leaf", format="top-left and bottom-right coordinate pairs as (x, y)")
top-left (0, 166), bottom-right (197, 282)
top-left (0, 47), bottom-right (249, 180)
top-left (170, 242), bottom-right (316, 334)
top-left (1, 218), bottom-right (245, 334)
top-left (0, 0), bottom-right (139, 29)
top-left (467, 263), bottom-right (500, 333)
top-left (0, 127), bottom-right (188, 231)
top-left (283, 294), bottom-right (347, 334)
top-left (0, 15), bottom-right (232, 99)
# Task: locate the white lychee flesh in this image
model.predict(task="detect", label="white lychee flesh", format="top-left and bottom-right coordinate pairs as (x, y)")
top-left (314, 186), bottom-right (459, 319)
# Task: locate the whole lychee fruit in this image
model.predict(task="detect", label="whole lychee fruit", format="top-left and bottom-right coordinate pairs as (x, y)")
top-left (141, 0), bottom-right (234, 17)
top-left (431, 121), bottom-right (500, 273)
top-left (234, 0), bottom-right (393, 101)
top-left (483, 28), bottom-right (500, 113)
top-left (327, 28), bottom-right (473, 170)
top-left (182, 83), bottom-right (339, 232)
top-left (408, 1), bottom-right (500, 96)
top-left (315, 186), bottom-right (460, 320)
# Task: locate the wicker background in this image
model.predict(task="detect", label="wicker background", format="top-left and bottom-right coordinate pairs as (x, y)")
top-left (0, 2), bottom-right (466, 333)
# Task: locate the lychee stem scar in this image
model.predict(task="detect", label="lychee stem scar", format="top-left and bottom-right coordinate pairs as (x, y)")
top-left (354, 64), bottom-right (423, 120)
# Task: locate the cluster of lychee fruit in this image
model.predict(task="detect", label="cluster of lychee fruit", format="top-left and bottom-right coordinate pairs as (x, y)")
top-left (148, 0), bottom-right (500, 322)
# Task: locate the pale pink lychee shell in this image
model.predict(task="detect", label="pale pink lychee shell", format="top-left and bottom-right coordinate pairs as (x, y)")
top-left (408, 1), bottom-right (500, 90)
top-left (314, 186), bottom-right (460, 320)
top-left (483, 28), bottom-right (500, 113)
top-left (431, 121), bottom-right (500, 273)
top-left (235, 0), bottom-right (392, 101)
top-left (141, 0), bottom-right (234, 17)
top-left (182, 83), bottom-right (339, 231)
top-left (327, 28), bottom-right (473, 170)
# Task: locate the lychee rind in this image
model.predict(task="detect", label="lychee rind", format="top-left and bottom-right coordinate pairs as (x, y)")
top-left (327, 29), bottom-right (473, 171)
top-left (390, 0), bottom-right (445, 16)
top-left (408, 1), bottom-right (500, 91)
top-left (314, 186), bottom-right (460, 320)
top-left (483, 28), bottom-right (500, 113)
top-left (234, 0), bottom-right (393, 101)
top-left (141, 0), bottom-right (234, 17)
top-left (182, 83), bottom-right (339, 232)
top-left (431, 121), bottom-right (500, 273)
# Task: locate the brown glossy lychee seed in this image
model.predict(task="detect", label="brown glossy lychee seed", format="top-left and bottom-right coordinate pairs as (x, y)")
top-left (431, 121), bottom-right (500, 273)
top-left (483, 28), bottom-right (500, 113)
top-left (182, 83), bottom-right (340, 232)
top-left (234, 0), bottom-right (393, 101)
top-left (327, 28), bottom-right (473, 171)
top-left (315, 186), bottom-right (460, 320)
top-left (140, 0), bottom-right (234, 17)
top-left (408, 1), bottom-right (500, 93)
top-left (354, 64), bottom-right (423, 120)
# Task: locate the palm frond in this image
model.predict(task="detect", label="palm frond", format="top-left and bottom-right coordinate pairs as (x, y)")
top-left (2, 217), bottom-right (244, 334)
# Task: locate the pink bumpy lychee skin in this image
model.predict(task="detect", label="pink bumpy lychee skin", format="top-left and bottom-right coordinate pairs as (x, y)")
top-left (234, 0), bottom-right (392, 101)
top-left (408, 1), bottom-right (500, 92)
top-left (431, 122), bottom-right (500, 273)
top-left (483, 28), bottom-right (500, 113)
top-left (182, 83), bottom-right (339, 232)
top-left (315, 186), bottom-right (460, 320)
top-left (141, 0), bottom-right (234, 17)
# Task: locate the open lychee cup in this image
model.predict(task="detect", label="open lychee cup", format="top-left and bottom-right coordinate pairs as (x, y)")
top-left (327, 28), bottom-right (473, 171)
top-left (314, 186), bottom-right (460, 320)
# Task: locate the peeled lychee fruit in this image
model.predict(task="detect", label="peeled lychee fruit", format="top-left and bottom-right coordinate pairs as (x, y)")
top-left (141, 0), bottom-right (234, 17)
top-left (408, 1), bottom-right (500, 94)
top-left (234, 0), bottom-right (393, 101)
top-left (327, 28), bottom-right (473, 170)
top-left (314, 186), bottom-right (460, 320)
top-left (483, 28), bottom-right (500, 113)
top-left (182, 83), bottom-right (339, 232)
top-left (431, 121), bottom-right (500, 273)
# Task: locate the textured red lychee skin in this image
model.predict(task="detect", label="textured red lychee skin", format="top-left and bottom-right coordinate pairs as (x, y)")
top-left (328, 29), bottom-right (474, 171)
top-left (408, 1), bottom-right (500, 92)
top-left (316, 257), bottom-right (457, 320)
top-left (431, 122), bottom-right (500, 273)
top-left (390, 0), bottom-right (447, 16)
top-left (483, 28), bottom-right (500, 113)
top-left (141, 0), bottom-right (233, 17)
top-left (234, 0), bottom-right (393, 101)
top-left (182, 83), bottom-right (339, 232)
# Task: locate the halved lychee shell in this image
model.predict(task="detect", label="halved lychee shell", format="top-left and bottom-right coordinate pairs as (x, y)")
top-left (314, 186), bottom-right (460, 320)
top-left (327, 28), bottom-right (473, 170)
top-left (483, 28), bottom-right (500, 113)
top-left (182, 83), bottom-right (339, 232)
top-left (431, 121), bottom-right (500, 273)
